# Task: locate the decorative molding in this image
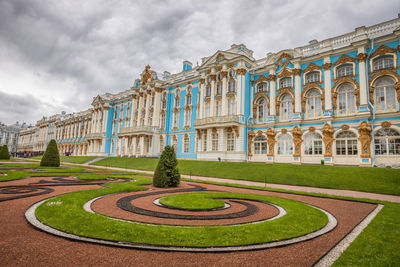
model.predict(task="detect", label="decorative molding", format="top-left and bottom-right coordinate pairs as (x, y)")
top-left (292, 126), bottom-right (303, 157)
top-left (331, 77), bottom-right (360, 110)
top-left (267, 74), bottom-right (277, 81)
top-left (277, 53), bottom-right (292, 67)
top-left (369, 69), bottom-right (400, 104)
top-left (356, 53), bottom-right (368, 62)
top-left (248, 130), bottom-right (256, 157)
top-left (322, 63), bottom-right (332, 70)
top-left (322, 123), bottom-right (334, 157)
top-left (205, 97), bottom-right (211, 103)
top-left (333, 54), bottom-right (355, 67)
top-left (183, 126), bottom-right (191, 130)
top-left (227, 92), bottom-right (236, 99)
top-left (304, 63), bottom-right (321, 73)
top-left (381, 121), bottom-right (392, 128)
top-left (257, 130), bottom-right (264, 136)
top-left (293, 69), bottom-right (302, 76)
top-left (358, 121), bottom-right (372, 158)
top-left (278, 67), bottom-right (292, 78)
top-left (215, 95), bottom-right (222, 101)
top-left (210, 74), bottom-right (217, 81)
top-left (309, 126), bottom-right (316, 132)
top-left (341, 124), bottom-right (350, 130)
top-left (196, 129), bottom-right (201, 139)
top-left (281, 129), bottom-right (287, 134)
top-left (199, 78), bottom-right (205, 84)
top-left (237, 68), bottom-right (247, 75)
top-left (254, 75), bottom-right (269, 84)
top-left (301, 83), bottom-right (325, 112)
top-left (276, 88), bottom-right (295, 116)
top-left (370, 45), bottom-right (397, 58)
top-left (233, 126), bottom-right (240, 137)
top-left (172, 127), bottom-right (178, 131)
top-left (154, 87), bottom-right (163, 93)
top-left (253, 93), bottom-right (270, 117)
top-left (221, 71), bottom-right (228, 78)
top-left (266, 128), bottom-right (276, 156)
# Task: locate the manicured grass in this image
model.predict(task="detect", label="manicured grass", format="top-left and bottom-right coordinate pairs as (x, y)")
top-left (30, 156), bottom-right (98, 164)
top-left (159, 193), bottom-right (226, 210)
top-left (35, 181), bottom-right (328, 247)
top-left (92, 157), bottom-right (400, 196)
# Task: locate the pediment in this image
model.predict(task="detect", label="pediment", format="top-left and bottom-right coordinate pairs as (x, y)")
top-left (91, 95), bottom-right (104, 106)
top-left (199, 50), bottom-right (253, 70)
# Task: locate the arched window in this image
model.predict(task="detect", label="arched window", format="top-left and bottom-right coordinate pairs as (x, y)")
top-left (216, 100), bottom-right (222, 116)
top-left (175, 92), bottom-right (180, 108)
top-left (277, 134), bottom-right (293, 155)
top-left (254, 135), bottom-right (268, 154)
top-left (184, 109), bottom-right (191, 126)
top-left (375, 128), bottom-right (400, 155)
top-left (161, 93), bottom-right (167, 109)
top-left (172, 137), bottom-right (178, 152)
top-left (375, 77), bottom-right (396, 112)
top-left (337, 64), bottom-right (353, 78)
top-left (228, 98), bottom-right (236, 115)
top-left (160, 113), bottom-right (166, 129)
top-left (373, 56), bottom-right (394, 71)
top-left (206, 85), bottom-right (211, 97)
top-left (186, 94), bottom-right (192, 106)
top-left (204, 102), bottom-right (210, 118)
top-left (257, 82), bottom-right (268, 93)
top-left (228, 80), bottom-right (236, 92)
top-left (279, 77), bottom-right (292, 89)
top-left (336, 131), bottom-right (358, 155)
top-left (159, 137), bottom-right (164, 153)
top-left (173, 111), bottom-right (179, 128)
top-left (305, 72), bottom-right (320, 83)
top-left (256, 97), bottom-right (268, 123)
top-left (337, 83), bottom-right (356, 116)
top-left (229, 69), bottom-right (236, 78)
top-left (304, 132), bottom-right (322, 155)
top-left (306, 89), bottom-right (322, 119)
top-left (184, 135), bottom-right (190, 153)
top-left (280, 94), bottom-right (293, 121)
top-left (226, 132), bottom-right (235, 151)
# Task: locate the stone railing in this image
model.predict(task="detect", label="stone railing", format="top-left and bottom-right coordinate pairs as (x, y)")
top-left (194, 115), bottom-right (244, 127)
top-left (119, 126), bottom-right (158, 135)
top-left (86, 132), bottom-right (103, 139)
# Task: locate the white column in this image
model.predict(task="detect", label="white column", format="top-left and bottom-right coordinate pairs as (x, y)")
top-left (210, 75), bottom-right (216, 117)
top-left (137, 95), bottom-right (143, 126)
top-left (199, 80), bottom-right (204, 119)
top-left (221, 71), bottom-right (227, 116)
top-left (132, 136), bottom-right (137, 156)
top-left (154, 92), bottom-right (161, 127)
top-left (357, 50), bottom-right (368, 107)
top-left (269, 72), bottom-right (276, 116)
top-left (323, 59), bottom-right (332, 111)
top-left (294, 65), bottom-right (302, 113)
top-left (139, 136), bottom-right (145, 156)
top-left (236, 69), bottom-right (246, 115)
top-left (144, 93), bottom-right (150, 126)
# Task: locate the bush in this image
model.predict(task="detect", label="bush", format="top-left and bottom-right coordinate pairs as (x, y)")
top-left (0, 145), bottom-right (10, 160)
top-left (153, 145), bottom-right (180, 188)
top-left (40, 139), bottom-right (60, 167)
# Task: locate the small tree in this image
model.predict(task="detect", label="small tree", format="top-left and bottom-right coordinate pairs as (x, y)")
top-left (0, 145), bottom-right (10, 160)
top-left (40, 139), bottom-right (60, 167)
top-left (153, 145), bottom-right (180, 188)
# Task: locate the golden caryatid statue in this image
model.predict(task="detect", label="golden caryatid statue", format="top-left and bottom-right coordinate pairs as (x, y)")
top-left (248, 130), bottom-right (256, 157)
top-left (322, 123), bottom-right (334, 157)
top-left (358, 121), bottom-right (372, 158)
top-left (292, 126), bottom-right (303, 157)
top-left (266, 128), bottom-right (276, 156)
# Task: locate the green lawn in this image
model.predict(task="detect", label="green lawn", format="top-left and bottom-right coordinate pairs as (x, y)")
top-left (92, 157), bottom-right (400, 196)
top-left (30, 156), bottom-right (98, 164)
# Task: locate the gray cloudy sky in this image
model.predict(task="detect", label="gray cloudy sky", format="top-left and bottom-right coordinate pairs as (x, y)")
top-left (0, 0), bottom-right (399, 125)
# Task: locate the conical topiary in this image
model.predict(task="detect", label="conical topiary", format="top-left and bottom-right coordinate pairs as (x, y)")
top-left (0, 145), bottom-right (10, 160)
top-left (40, 139), bottom-right (60, 167)
top-left (153, 145), bottom-right (180, 188)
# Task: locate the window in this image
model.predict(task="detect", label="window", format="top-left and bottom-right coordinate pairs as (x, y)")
top-left (375, 77), bottom-right (396, 112)
top-left (162, 93), bottom-right (167, 109)
top-left (186, 94), bottom-right (192, 106)
top-left (304, 132), bottom-right (323, 155)
top-left (229, 69), bottom-right (236, 78)
top-left (160, 113), bottom-right (165, 129)
top-left (212, 133), bottom-right (219, 151)
top-left (216, 101), bottom-right (222, 116)
top-left (184, 135), bottom-right (190, 153)
top-left (159, 137), bottom-right (164, 153)
top-left (175, 96), bottom-right (180, 108)
top-left (337, 83), bottom-right (356, 116)
top-left (172, 137), bottom-right (178, 152)
top-left (257, 82), bottom-right (268, 93)
top-left (206, 85), bottom-right (211, 97)
top-left (373, 56), bottom-right (394, 71)
top-left (184, 109), bottom-right (191, 126)
top-left (277, 134), bottom-right (293, 155)
top-left (336, 131), bottom-right (358, 155)
top-left (203, 132), bottom-right (208, 151)
top-left (280, 94), bottom-right (293, 121)
top-left (216, 83), bottom-right (222, 95)
top-left (337, 65), bottom-right (353, 78)
top-left (306, 89), bottom-right (322, 119)
top-left (254, 135), bottom-right (267, 154)
top-left (148, 113), bottom-right (153, 126)
top-left (305, 72), bottom-right (320, 83)
top-left (228, 98), bottom-right (236, 115)
top-left (173, 111), bottom-right (179, 128)
top-left (256, 97), bottom-right (268, 123)
top-left (375, 128), bottom-right (400, 155)
top-left (228, 80), bottom-right (236, 92)
top-left (204, 102), bottom-right (210, 118)
top-left (279, 77), bottom-right (291, 89)
top-left (227, 132), bottom-right (235, 151)
top-left (151, 96), bottom-right (154, 106)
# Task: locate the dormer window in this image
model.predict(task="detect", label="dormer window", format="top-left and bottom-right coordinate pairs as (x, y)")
top-left (305, 72), bottom-right (320, 84)
top-left (279, 77), bottom-right (291, 89)
top-left (257, 82), bottom-right (268, 93)
top-left (373, 56), bottom-right (394, 71)
top-left (337, 65), bottom-right (353, 78)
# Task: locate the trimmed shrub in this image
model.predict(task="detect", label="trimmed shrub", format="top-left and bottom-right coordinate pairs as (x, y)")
top-left (40, 139), bottom-right (60, 167)
top-left (153, 145), bottom-right (180, 188)
top-left (0, 145), bottom-right (10, 160)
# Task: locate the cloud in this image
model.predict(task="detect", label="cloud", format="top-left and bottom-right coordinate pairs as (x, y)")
top-left (0, 0), bottom-right (399, 125)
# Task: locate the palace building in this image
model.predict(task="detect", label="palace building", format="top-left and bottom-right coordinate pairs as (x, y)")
top-left (18, 16), bottom-right (400, 166)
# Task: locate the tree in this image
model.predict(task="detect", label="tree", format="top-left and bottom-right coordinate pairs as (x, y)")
top-left (40, 139), bottom-right (60, 167)
top-left (0, 145), bottom-right (10, 160)
top-left (153, 145), bottom-right (180, 188)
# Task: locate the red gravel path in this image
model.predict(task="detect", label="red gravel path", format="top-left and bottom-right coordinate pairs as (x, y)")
top-left (0, 177), bottom-right (376, 266)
